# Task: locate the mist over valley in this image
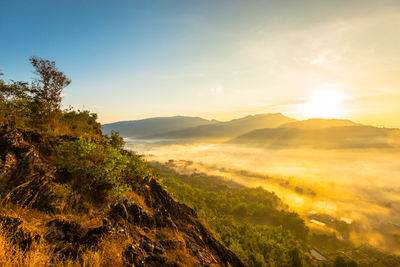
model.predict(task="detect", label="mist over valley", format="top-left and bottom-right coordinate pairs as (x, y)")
top-left (105, 114), bottom-right (400, 254)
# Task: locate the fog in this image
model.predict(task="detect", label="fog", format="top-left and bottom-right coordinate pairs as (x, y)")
top-left (126, 138), bottom-right (400, 253)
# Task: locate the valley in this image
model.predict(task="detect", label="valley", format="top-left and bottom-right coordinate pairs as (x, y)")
top-left (104, 114), bottom-right (400, 263)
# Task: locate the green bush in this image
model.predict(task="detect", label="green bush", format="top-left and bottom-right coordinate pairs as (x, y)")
top-left (55, 138), bottom-right (131, 202)
top-left (105, 130), bottom-right (125, 149)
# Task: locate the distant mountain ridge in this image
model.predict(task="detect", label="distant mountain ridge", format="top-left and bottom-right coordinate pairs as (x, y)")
top-left (281, 118), bottom-right (359, 129)
top-left (102, 116), bottom-right (216, 138)
top-left (103, 113), bottom-right (296, 140)
top-left (229, 123), bottom-right (400, 149)
top-left (104, 114), bottom-right (400, 149)
top-left (142, 113), bottom-right (296, 141)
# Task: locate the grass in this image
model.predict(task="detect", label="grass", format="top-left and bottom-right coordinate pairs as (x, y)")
top-left (0, 227), bottom-right (128, 267)
top-left (0, 198), bottom-right (128, 267)
top-left (0, 232), bottom-right (52, 267)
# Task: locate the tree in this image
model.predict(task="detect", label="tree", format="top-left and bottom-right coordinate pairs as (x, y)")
top-left (108, 130), bottom-right (125, 149)
top-left (0, 72), bottom-right (31, 128)
top-left (29, 57), bottom-right (71, 128)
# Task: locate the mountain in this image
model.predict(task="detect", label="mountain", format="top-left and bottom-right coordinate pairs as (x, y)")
top-left (102, 116), bottom-right (216, 138)
top-left (0, 127), bottom-right (243, 266)
top-left (229, 121), bottom-right (400, 149)
top-left (144, 113), bottom-right (296, 141)
top-left (281, 118), bottom-right (359, 129)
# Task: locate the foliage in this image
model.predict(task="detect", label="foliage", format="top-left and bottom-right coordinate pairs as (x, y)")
top-left (27, 57), bottom-right (71, 131)
top-left (153, 162), bottom-right (309, 266)
top-left (56, 137), bottom-right (150, 202)
top-left (0, 78), bottom-right (31, 129)
top-left (106, 130), bottom-right (125, 149)
top-left (56, 138), bottom-right (127, 201)
top-left (153, 162), bottom-right (400, 266)
top-left (29, 57), bottom-right (71, 129)
top-left (213, 217), bottom-right (305, 267)
top-left (0, 58), bottom-right (102, 139)
top-left (154, 162), bottom-right (308, 241)
top-left (0, 57), bottom-right (69, 131)
top-left (61, 109), bottom-right (102, 138)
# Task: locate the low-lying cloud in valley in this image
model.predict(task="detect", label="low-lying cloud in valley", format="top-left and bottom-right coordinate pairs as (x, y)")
top-left (126, 139), bottom-right (400, 253)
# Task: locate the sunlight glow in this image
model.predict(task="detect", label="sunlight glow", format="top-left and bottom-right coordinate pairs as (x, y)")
top-left (301, 90), bottom-right (345, 119)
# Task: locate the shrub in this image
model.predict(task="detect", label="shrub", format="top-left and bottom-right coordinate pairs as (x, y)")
top-left (55, 138), bottom-right (131, 202)
top-left (106, 130), bottom-right (125, 149)
top-left (60, 110), bottom-right (102, 138)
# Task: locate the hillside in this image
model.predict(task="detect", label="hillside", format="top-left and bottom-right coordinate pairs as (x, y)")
top-left (0, 58), bottom-right (243, 266)
top-left (102, 116), bottom-right (216, 138)
top-left (150, 161), bottom-right (309, 266)
top-left (0, 127), bottom-right (243, 266)
top-left (229, 123), bottom-right (400, 149)
top-left (150, 160), bottom-right (400, 266)
top-left (143, 113), bottom-right (296, 141)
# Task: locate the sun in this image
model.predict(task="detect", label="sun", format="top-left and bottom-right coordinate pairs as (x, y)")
top-left (301, 90), bottom-right (345, 119)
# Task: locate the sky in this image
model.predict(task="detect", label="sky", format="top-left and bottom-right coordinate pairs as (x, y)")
top-left (1, 0), bottom-right (400, 126)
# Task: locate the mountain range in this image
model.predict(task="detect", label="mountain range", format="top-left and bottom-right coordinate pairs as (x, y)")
top-left (102, 116), bottom-right (216, 138)
top-left (103, 114), bottom-right (400, 149)
top-left (144, 113), bottom-right (296, 141)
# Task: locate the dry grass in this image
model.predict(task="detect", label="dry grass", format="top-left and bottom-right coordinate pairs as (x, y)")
top-left (0, 200), bottom-right (127, 267)
top-left (0, 229), bottom-right (127, 267)
top-left (0, 201), bottom-right (50, 237)
top-left (0, 232), bottom-right (55, 267)
top-left (164, 248), bottom-right (199, 267)
top-left (0, 201), bottom-right (102, 237)
top-left (123, 191), bottom-right (153, 215)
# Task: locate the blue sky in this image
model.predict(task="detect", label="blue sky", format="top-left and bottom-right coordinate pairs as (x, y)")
top-left (1, 0), bottom-right (400, 126)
